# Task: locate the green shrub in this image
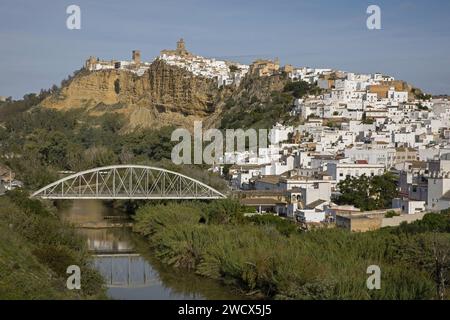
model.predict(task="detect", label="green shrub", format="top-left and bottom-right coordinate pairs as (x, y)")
top-left (246, 214), bottom-right (297, 236)
top-left (133, 201), bottom-right (444, 299)
top-left (385, 210), bottom-right (400, 218)
top-left (0, 196), bottom-right (106, 299)
top-left (205, 199), bottom-right (245, 224)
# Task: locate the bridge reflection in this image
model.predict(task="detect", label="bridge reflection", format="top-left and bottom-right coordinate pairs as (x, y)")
top-left (93, 254), bottom-right (160, 289)
top-left (59, 200), bottom-right (241, 299)
top-left (78, 227), bottom-right (159, 289)
top-left (78, 228), bottom-right (134, 254)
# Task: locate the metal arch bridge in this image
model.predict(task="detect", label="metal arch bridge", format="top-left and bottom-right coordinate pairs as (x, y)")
top-left (31, 165), bottom-right (226, 200)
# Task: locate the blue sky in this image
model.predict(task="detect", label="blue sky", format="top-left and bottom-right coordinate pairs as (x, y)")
top-left (1, 0), bottom-right (449, 98)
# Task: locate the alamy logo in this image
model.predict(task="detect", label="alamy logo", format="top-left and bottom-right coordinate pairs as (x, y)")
top-left (366, 5), bottom-right (381, 30)
top-left (171, 121), bottom-right (275, 165)
top-left (66, 265), bottom-right (81, 290)
top-left (66, 5), bottom-right (81, 30)
top-left (366, 265), bottom-right (381, 290)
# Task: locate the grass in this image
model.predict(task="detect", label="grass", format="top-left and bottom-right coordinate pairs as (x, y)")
top-left (132, 200), bottom-right (449, 300)
top-left (0, 191), bottom-right (106, 299)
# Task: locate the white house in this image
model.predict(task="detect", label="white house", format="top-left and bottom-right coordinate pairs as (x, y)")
top-left (327, 163), bottom-right (385, 184)
top-left (392, 198), bottom-right (426, 215)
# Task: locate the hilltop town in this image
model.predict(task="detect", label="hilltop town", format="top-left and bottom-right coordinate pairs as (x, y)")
top-left (77, 42), bottom-right (450, 233)
top-left (2, 0), bottom-right (450, 302)
top-left (212, 55), bottom-right (450, 231)
top-left (84, 38), bottom-right (249, 87)
top-left (3, 39), bottom-right (450, 233)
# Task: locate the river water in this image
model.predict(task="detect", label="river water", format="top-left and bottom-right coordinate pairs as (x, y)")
top-left (58, 200), bottom-right (242, 300)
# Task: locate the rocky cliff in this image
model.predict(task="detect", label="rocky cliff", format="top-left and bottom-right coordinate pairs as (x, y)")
top-left (41, 60), bottom-right (219, 130)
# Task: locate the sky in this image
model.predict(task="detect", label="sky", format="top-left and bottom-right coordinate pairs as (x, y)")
top-left (1, 0), bottom-right (450, 99)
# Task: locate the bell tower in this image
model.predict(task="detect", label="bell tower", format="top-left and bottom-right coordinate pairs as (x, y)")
top-left (176, 38), bottom-right (188, 56)
top-left (132, 50), bottom-right (141, 65)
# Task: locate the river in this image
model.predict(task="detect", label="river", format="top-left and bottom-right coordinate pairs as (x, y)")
top-left (58, 200), bottom-right (242, 300)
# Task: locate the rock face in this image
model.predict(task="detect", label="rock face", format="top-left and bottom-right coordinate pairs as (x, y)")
top-left (41, 60), bottom-right (219, 130)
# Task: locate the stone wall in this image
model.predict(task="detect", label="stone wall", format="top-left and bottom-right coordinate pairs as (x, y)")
top-left (381, 212), bottom-right (427, 227)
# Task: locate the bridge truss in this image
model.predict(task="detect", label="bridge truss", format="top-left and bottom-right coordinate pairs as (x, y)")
top-left (31, 165), bottom-right (226, 200)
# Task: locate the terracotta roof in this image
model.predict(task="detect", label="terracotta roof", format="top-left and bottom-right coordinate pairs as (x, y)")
top-left (230, 164), bottom-right (265, 170)
top-left (396, 147), bottom-right (417, 152)
top-left (254, 176), bottom-right (281, 185)
top-left (240, 198), bottom-right (286, 206)
top-left (237, 190), bottom-right (285, 197)
top-left (409, 161), bottom-right (427, 169)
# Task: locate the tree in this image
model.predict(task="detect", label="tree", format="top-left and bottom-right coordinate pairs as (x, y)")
top-left (229, 65), bottom-right (239, 73)
top-left (222, 164), bottom-right (232, 179)
top-left (361, 112), bottom-right (375, 124)
top-left (337, 174), bottom-right (373, 210)
top-left (206, 199), bottom-right (245, 224)
top-left (101, 113), bottom-right (124, 134)
top-left (419, 213), bottom-right (450, 232)
top-left (284, 80), bottom-right (313, 99)
top-left (83, 146), bottom-right (117, 167)
top-left (371, 173), bottom-right (398, 208)
top-left (337, 173), bottom-right (398, 211)
top-left (429, 234), bottom-right (450, 300)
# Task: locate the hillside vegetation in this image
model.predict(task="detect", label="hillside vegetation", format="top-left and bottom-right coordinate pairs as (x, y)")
top-left (133, 200), bottom-right (450, 300)
top-left (0, 191), bottom-right (106, 299)
top-left (0, 97), bottom-right (227, 193)
top-left (218, 73), bottom-right (322, 129)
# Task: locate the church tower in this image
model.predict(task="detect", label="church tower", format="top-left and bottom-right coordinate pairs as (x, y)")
top-left (176, 38), bottom-right (188, 56)
top-left (132, 50), bottom-right (141, 65)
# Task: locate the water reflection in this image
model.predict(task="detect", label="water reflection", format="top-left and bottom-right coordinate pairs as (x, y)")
top-left (93, 254), bottom-right (159, 288)
top-left (58, 200), bottom-right (242, 300)
top-left (79, 228), bottom-right (134, 254)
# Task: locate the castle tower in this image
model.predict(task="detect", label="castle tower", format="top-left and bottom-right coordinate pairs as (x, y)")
top-left (132, 50), bottom-right (141, 65)
top-left (160, 38), bottom-right (191, 57)
top-left (85, 56), bottom-right (97, 70)
top-left (176, 38), bottom-right (185, 52)
top-left (176, 38), bottom-right (190, 56)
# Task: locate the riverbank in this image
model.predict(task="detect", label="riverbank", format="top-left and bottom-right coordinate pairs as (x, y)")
top-left (132, 200), bottom-right (450, 300)
top-left (57, 199), bottom-right (244, 299)
top-left (0, 191), bottom-right (107, 299)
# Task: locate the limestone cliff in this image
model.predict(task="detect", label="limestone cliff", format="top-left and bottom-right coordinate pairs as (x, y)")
top-left (41, 60), bottom-right (219, 130)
